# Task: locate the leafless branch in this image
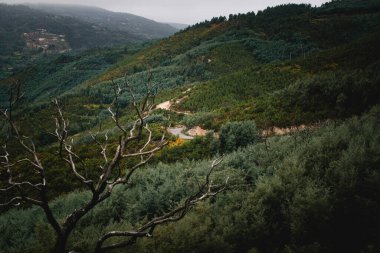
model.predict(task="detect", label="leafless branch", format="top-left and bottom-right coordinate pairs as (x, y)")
top-left (90, 131), bottom-right (109, 169)
top-left (108, 79), bottom-right (127, 134)
top-left (52, 99), bottom-right (95, 193)
top-left (0, 73), bottom-right (224, 253)
top-left (0, 86), bottom-right (62, 236)
top-left (94, 158), bottom-right (228, 253)
top-left (0, 196), bottom-right (23, 207)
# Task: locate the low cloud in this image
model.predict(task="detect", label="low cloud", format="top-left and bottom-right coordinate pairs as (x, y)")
top-left (3, 0), bottom-right (327, 24)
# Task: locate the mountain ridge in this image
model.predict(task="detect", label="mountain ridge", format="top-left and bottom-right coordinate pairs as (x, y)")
top-left (26, 3), bottom-right (178, 39)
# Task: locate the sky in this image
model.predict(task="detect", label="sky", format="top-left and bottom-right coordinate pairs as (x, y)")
top-left (2, 0), bottom-right (328, 24)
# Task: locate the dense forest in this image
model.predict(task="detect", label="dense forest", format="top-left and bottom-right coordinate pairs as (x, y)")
top-left (0, 0), bottom-right (380, 252)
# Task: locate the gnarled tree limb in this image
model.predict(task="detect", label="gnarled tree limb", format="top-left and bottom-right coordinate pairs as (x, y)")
top-left (94, 157), bottom-right (228, 253)
top-left (1, 75), bottom-right (227, 253)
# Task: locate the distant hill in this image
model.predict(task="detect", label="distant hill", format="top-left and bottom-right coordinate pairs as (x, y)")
top-left (0, 3), bottom-right (179, 76)
top-left (27, 3), bottom-right (178, 39)
top-left (167, 22), bottom-right (189, 30)
top-left (0, 4), bottom-right (140, 55)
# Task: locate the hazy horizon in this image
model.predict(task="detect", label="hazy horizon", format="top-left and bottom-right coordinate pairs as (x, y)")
top-left (1, 0), bottom-right (328, 24)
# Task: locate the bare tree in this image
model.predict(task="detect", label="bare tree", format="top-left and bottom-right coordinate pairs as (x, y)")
top-left (0, 78), bottom-right (228, 253)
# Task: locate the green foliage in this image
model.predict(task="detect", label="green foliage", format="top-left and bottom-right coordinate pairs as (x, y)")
top-left (252, 66), bottom-right (380, 126)
top-left (158, 134), bottom-right (215, 163)
top-left (132, 108), bottom-right (380, 253)
top-left (1, 109), bottom-right (380, 252)
top-left (178, 64), bottom-right (300, 113)
top-left (205, 42), bottom-right (257, 74)
top-left (218, 120), bottom-right (260, 153)
top-left (319, 0), bottom-right (380, 14)
top-left (243, 37), bottom-right (316, 62)
top-left (0, 47), bottom-right (132, 107)
top-left (181, 112), bottom-right (216, 129)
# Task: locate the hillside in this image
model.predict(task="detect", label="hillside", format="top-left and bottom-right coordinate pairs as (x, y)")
top-left (0, 4), bottom-right (179, 77)
top-left (3, 1), bottom-right (380, 127)
top-left (0, 4), bottom-right (143, 54)
top-left (0, 1), bottom-right (380, 253)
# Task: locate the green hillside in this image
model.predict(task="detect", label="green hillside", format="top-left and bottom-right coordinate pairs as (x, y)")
top-left (0, 1), bottom-right (380, 253)
top-left (3, 1), bottom-right (379, 131)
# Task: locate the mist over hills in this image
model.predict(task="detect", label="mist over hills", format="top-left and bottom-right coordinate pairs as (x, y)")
top-left (167, 22), bottom-right (190, 30)
top-left (26, 3), bottom-right (178, 39)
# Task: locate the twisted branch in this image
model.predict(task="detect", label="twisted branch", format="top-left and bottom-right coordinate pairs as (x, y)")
top-left (0, 75), bottom-right (225, 253)
top-left (94, 157), bottom-right (228, 253)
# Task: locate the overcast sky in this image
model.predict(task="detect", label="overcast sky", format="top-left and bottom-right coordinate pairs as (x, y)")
top-left (2, 0), bottom-right (328, 24)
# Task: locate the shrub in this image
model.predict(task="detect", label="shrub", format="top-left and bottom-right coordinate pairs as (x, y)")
top-left (219, 120), bottom-right (259, 153)
top-left (181, 112), bottom-right (216, 128)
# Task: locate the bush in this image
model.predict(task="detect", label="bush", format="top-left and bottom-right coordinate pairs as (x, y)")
top-left (181, 112), bottom-right (216, 128)
top-left (1, 109), bottom-right (380, 253)
top-left (219, 120), bottom-right (260, 153)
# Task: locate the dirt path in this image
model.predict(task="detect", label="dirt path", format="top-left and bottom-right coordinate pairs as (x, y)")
top-left (262, 124), bottom-right (319, 136)
top-left (156, 101), bottom-right (172, 110)
top-left (157, 88), bottom-right (212, 140)
top-left (167, 126), bottom-right (194, 140)
top-left (187, 126), bottom-right (208, 137)
top-left (155, 88), bottom-right (192, 115)
top-left (155, 99), bottom-right (191, 115)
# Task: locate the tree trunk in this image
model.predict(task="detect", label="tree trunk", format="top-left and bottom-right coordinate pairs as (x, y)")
top-left (52, 234), bottom-right (68, 253)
